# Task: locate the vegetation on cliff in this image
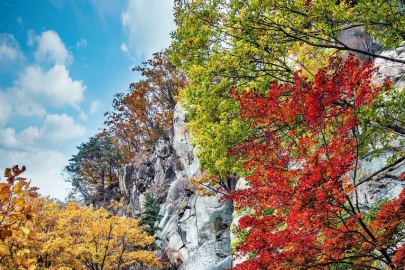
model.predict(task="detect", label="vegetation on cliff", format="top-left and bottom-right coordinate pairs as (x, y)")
top-left (170, 0), bottom-right (405, 268)
top-left (3, 0), bottom-right (405, 269)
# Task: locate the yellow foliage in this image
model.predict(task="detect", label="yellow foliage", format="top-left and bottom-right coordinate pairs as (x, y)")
top-left (190, 172), bottom-right (220, 196)
top-left (41, 202), bottom-right (160, 269)
top-left (1, 166), bottom-right (160, 269)
top-left (289, 42), bottom-right (337, 79)
top-left (0, 165), bottom-right (38, 269)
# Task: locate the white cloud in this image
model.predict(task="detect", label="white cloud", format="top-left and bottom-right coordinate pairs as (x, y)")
top-left (76, 38), bottom-right (87, 48)
top-left (79, 110), bottom-right (88, 121)
top-left (0, 126), bottom-right (39, 150)
top-left (39, 113), bottom-right (86, 143)
top-left (17, 126), bottom-right (40, 147)
top-left (0, 30), bottom-right (86, 122)
top-left (0, 149), bottom-right (71, 200)
top-left (89, 100), bottom-right (100, 114)
top-left (121, 0), bottom-right (175, 58)
top-left (15, 64), bottom-right (86, 110)
top-left (16, 17), bottom-right (23, 26)
top-left (0, 33), bottom-right (23, 62)
top-left (120, 42), bottom-right (136, 63)
top-left (89, 0), bottom-right (120, 22)
top-left (29, 30), bottom-right (73, 65)
top-left (0, 45), bottom-right (18, 61)
top-left (6, 87), bottom-right (47, 117)
top-left (0, 113), bottom-right (86, 200)
top-left (0, 30), bottom-right (86, 201)
top-left (0, 114), bottom-right (86, 149)
top-left (120, 43), bottom-right (128, 53)
top-left (0, 128), bottom-right (20, 148)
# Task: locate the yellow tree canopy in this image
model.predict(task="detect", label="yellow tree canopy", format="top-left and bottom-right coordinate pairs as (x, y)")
top-left (0, 165), bottom-right (38, 269)
top-left (42, 202), bottom-right (160, 269)
top-left (1, 166), bottom-right (160, 270)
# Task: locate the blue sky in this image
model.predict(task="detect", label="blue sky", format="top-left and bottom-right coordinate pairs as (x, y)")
top-left (0, 0), bottom-right (175, 200)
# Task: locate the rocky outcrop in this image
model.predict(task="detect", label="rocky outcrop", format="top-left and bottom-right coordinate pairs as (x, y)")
top-left (375, 43), bottom-right (405, 90)
top-left (356, 154), bottom-right (405, 211)
top-left (118, 105), bottom-right (233, 269)
top-left (119, 130), bottom-right (177, 213)
top-left (355, 45), bottom-right (405, 210)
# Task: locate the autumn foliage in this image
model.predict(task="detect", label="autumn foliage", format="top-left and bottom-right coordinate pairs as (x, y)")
top-left (0, 166), bottom-right (160, 269)
top-left (104, 51), bottom-right (186, 156)
top-left (0, 165), bottom-right (38, 269)
top-left (228, 55), bottom-right (405, 269)
top-left (41, 202), bottom-right (159, 269)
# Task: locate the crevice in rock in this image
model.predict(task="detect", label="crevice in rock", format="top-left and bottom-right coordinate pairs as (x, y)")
top-left (192, 194), bottom-right (200, 247)
top-left (177, 223), bottom-right (190, 253)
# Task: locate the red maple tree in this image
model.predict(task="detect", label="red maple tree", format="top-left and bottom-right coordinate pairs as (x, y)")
top-left (228, 55), bottom-right (405, 269)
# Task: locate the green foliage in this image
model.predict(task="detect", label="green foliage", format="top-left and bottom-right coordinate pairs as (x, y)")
top-left (171, 0), bottom-right (405, 84)
top-left (363, 198), bottom-right (389, 224)
top-left (135, 193), bottom-right (162, 250)
top-left (65, 133), bottom-right (124, 199)
top-left (262, 207), bottom-right (275, 216)
top-left (230, 223), bottom-right (249, 254)
top-left (359, 84), bottom-right (405, 161)
top-left (178, 78), bottom-right (252, 181)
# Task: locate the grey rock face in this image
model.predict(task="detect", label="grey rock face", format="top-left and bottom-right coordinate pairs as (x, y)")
top-left (354, 45), bottom-right (405, 209)
top-left (338, 26), bottom-right (376, 61)
top-left (355, 153), bottom-right (405, 211)
top-left (120, 131), bottom-right (177, 213)
top-left (374, 43), bottom-right (405, 90)
top-left (118, 105), bottom-right (233, 269)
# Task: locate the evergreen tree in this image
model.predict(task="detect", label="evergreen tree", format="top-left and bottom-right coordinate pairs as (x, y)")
top-left (65, 133), bottom-right (124, 200)
top-left (135, 193), bottom-right (162, 250)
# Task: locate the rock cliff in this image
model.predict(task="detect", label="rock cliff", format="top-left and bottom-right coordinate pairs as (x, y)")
top-left (119, 105), bottom-right (233, 269)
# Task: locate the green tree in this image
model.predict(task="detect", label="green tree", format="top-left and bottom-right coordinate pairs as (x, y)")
top-left (171, 0), bottom-right (405, 84)
top-left (65, 133), bottom-right (124, 200)
top-left (135, 193), bottom-right (162, 250)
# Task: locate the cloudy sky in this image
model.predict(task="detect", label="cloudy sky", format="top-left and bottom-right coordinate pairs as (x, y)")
top-left (0, 0), bottom-right (175, 200)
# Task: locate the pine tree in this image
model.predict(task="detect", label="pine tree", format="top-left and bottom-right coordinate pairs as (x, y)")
top-left (135, 193), bottom-right (162, 250)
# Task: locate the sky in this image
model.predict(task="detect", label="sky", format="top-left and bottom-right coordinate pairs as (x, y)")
top-left (0, 0), bottom-right (175, 200)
